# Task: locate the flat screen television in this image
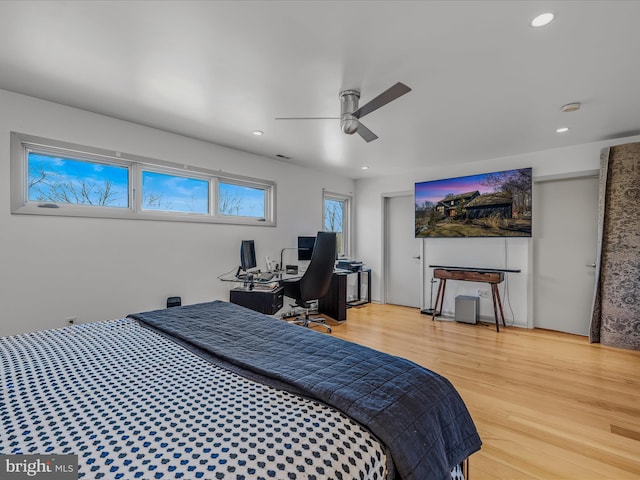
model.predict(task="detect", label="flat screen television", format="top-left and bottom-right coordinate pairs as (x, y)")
top-left (240, 240), bottom-right (257, 271)
top-left (415, 167), bottom-right (532, 238)
top-left (297, 236), bottom-right (316, 261)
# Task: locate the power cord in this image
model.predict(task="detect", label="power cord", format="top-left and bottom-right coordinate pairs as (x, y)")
top-left (503, 238), bottom-right (516, 326)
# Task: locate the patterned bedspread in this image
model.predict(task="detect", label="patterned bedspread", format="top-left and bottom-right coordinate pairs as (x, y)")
top-left (131, 301), bottom-right (480, 480)
top-left (0, 319), bottom-right (389, 479)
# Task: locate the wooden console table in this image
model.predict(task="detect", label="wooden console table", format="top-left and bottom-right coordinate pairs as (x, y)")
top-left (429, 266), bottom-right (520, 332)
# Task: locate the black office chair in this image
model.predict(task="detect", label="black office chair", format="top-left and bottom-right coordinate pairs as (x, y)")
top-left (281, 231), bottom-right (337, 333)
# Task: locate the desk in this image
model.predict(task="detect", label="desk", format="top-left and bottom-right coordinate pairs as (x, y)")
top-left (225, 271), bottom-right (349, 321)
top-left (225, 269), bottom-right (371, 322)
top-left (430, 266), bottom-right (519, 332)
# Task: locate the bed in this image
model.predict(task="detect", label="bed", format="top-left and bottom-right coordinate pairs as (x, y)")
top-left (1, 300), bottom-right (481, 480)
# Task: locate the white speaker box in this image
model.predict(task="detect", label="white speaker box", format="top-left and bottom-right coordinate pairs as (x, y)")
top-left (455, 295), bottom-right (479, 324)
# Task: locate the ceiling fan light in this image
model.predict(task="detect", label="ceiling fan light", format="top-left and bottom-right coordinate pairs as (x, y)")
top-left (340, 114), bottom-right (359, 135)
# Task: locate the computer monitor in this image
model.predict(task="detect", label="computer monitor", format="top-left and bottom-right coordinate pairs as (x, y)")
top-left (297, 236), bottom-right (316, 261)
top-left (240, 240), bottom-right (257, 271)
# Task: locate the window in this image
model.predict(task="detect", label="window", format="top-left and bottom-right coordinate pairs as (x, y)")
top-left (28, 151), bottom-right (129, 208)
top-left (323, 191), bottom-right (351, 257)
top-left (218, 181), bottom-right (268, 219)
top-left (11, 132), bottom-right (276, 226)
top-left (142, 170), bottom-right (209, 214)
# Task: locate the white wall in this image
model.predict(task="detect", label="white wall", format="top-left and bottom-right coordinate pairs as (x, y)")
top-left (0, 89), bottom-right (355, 336)
top-left (355, 133), bottom-right (640, 327)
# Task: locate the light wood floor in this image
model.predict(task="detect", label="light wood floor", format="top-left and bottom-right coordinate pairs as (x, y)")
top-left (323, 303), bottom-right (640, 480)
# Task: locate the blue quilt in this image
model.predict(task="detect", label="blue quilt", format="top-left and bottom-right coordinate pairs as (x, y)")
top-left (129, 301), bottom-right (481, 480)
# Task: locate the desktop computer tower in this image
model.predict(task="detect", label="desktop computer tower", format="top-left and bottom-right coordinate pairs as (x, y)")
top-left (455, 295), bottom-right (479, 324)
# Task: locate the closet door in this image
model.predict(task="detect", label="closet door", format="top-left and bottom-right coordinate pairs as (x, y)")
top-left (534, 176), bottom-right (598, 335)
top-left (385, 194), bottom-right (422, 308)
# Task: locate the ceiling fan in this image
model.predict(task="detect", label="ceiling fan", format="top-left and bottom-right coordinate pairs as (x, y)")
top-left (275, 82), bottom-right (411, 143)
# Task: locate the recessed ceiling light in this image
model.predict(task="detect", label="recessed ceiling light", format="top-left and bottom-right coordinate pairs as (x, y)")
top-left (556, 127), bottom-right (569, 133)
top-left (252, 130), bottom-right (264, 136)
top-left (361, 166), bottom-right (370, 170)
top-left (531, 12), bottom-right (555, 27)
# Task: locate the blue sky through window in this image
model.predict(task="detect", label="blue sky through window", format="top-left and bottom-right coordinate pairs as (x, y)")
top-left (142, 171), bottom-right (209, 214)
top-left (324, 199), bottom-right (343, 232)
top-left (28, 153), bottom-right (128, 207)
top-left (218, 182), bottom-right (265, 218)
top-left (27, 151), bottom-right (268, 219)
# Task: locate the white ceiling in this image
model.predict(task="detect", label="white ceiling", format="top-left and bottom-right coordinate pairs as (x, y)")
top-left (1, 1), bottom-right (639, 179)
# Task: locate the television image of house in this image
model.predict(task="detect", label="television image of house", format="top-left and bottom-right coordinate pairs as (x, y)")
top-left (415, 167), bottom-right (532, 238)
top-left (465, 192), bottom-right (513, 219)
top-left (436, 191), bottom-right (480, 218)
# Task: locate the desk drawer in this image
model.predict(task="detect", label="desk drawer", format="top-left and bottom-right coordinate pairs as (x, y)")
top-left (433, 269), bottom-right (504, 283)
top-left (433, 269), bottom-right (467, 280)
top-left (465, 271), bottom-right (504, 283)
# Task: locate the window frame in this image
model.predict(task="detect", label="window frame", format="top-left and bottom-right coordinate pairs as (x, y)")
top-left (11, 132), bottom-right (276, 226)
top-left (322, 189), bottom-right (351, 258)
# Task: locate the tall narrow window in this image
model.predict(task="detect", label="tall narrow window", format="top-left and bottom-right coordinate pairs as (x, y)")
top-left (28, 152), bottom-right (129, 208)
top-left (142, 170), bottom-right (209, 214)
top-left (323, 191), bottom-right (350, 257)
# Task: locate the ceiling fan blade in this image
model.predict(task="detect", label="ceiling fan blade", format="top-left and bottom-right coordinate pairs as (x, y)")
top-left (357, 122), bottom-right (379, 143)
top-left (352, 82), bottom-right (411, 119)
top-left (275, 117), bottom-right (340, 120)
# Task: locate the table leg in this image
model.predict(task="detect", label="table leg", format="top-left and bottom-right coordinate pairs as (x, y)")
top-left (491, 284), bottom-right (500, 332)
top-left (432, 279), bottom-right (446, 321)
top-left (495, 284), bottom-right (506, 327)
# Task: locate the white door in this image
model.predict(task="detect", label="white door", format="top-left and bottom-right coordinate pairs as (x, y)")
top-left (534, 176), bottom-right (598, 335)
top-left (385, 195), bottom-right (422, 308)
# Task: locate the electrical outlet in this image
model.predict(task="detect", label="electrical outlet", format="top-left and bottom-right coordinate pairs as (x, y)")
top-left (66, 316), bottom-right (77, 325)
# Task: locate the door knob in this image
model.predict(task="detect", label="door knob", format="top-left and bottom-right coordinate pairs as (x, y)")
top-left (412, 255), bottom-right (421, 260)
top-left (586, 263), bottom-right (596, 268)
